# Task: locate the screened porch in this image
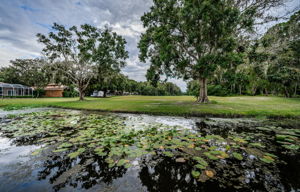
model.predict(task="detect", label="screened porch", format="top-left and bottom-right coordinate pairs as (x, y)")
top-left (0, 83), bottom-right (33, 97)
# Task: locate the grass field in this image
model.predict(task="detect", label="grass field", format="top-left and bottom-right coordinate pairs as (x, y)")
top-left (1, 96), bottom-right (300, 118)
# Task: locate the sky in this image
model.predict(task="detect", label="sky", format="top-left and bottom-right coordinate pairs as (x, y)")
top-left (0, 0), bottom-right (299, 91)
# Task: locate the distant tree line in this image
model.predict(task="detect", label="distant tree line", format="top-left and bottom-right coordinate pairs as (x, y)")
top-left (0, 58), bottom-right (181, 98)
top-left (86, 73), bottom-right (182, 96)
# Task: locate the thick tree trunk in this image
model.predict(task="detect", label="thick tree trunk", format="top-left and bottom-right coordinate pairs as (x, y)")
top-left (197, 78), bottom-right (209, 103)
top-left (79, 89), bottom-right (85, 101)
top-left (239, 85), bottom-right (242, 95)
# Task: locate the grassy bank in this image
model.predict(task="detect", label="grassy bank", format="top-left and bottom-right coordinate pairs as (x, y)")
top-left (1, 96), bottom-right (300, 118)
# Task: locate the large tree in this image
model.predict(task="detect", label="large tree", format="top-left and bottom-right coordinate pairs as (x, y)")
top-left (139, 0), bottom-right (286, 103)
top-left (37, 23), bottom-right (128, 100)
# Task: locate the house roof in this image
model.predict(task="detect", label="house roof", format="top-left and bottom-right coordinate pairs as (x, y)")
top-left (44, 84), bottom-right (66, 91)
top-left (0, 82), bottom-right (32, 89)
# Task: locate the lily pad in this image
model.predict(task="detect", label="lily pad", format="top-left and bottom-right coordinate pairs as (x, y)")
top-left (163, 151), bottom-right (174, 157)
top-left (260, 155), bottom-right (275, 163)
top-left (282, 144), bottom-right (299, 150)
top-left (191, 170), bottom-right (201, 178)
top-left (232, 152), bottom-right (243, 160)
top-left (68, 148), bottom-right (86, 159)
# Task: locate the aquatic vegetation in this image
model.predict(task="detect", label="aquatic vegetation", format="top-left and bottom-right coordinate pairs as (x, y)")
top-left (68, 148), bottom-right (86, 159)
top-left (255, 126), bottom-right (300, 152)
top-left (260, 155), bottom-right (275, 163)
top-left (1, 110), bottom-right (299, 191)
top-left (191, 170), bottom-right (201, 178)
top-left (232, 152), bottom-right (243, 160)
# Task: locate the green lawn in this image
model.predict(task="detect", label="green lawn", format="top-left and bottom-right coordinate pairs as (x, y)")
top-left (1, 96), bottom-right (300, 118)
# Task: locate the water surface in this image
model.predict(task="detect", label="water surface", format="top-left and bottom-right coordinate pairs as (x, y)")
top-left (0, 109), bottom-right (299, 192)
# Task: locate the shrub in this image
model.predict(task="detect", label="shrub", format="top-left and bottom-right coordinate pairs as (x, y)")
top-left (63, 85), bottom-right (78, 97)
top-left (33, 88), bottom-right (45, 98)
top-left (208, 85), bottom-right (229, 96)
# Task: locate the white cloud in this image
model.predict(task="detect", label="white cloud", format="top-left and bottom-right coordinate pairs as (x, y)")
top-left (111, 23), bottom-right (138, 38)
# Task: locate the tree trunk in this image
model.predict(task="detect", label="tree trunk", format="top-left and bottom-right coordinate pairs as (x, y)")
top-left (239, 85), bottom-right (242, 95)
top-left (36, 90), bottom-right (39, 99)
top-left (294, 83), bottom-right (298, 96)
top-left (79, 89), bottom-right (85, 101)
top-left (252, 87), bottom-right (257, 96)
top-left (284, 87), bottom-right (290, 98)
top-left (197, 78), bottom-right (209, 103)
top-left (265, 88), bottom-right (269, 96)
top-left (103, 89), bottom-right (107, 98)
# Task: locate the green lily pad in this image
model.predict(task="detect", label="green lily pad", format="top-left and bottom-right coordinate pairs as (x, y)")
top-left (250, 143), bottom-right (265, 148)
top-left (191, 170), bottom-right (201, 178)
top-left (117, 159), bottom-right (128, 166)
top-left (68, 148), bottom-right (86, 159)
top-left (232, 152), bottom-right (243, 160)
top-left (53, 148), bottom-right (69, 153)
top-left (163, 151), bottom-right (174, 157)
top-left (282, 144), bottom-right (299, 150)
top-left (195, 164), bottom-right (207, 170)
top-left (276, 135), bottom-right (287, 141)
top-left (58, 142), bottom-right (73, 149)
top-left (260, 156), bottom-right (275, 163)
top-left (203, 152), bottom-right (218, 160)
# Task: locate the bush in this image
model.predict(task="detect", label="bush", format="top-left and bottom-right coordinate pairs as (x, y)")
top-left (63, 85), bottom-right (78, 97)
top-left (187, 81), bottom-right (230, 97)
top-left (33, 88), bottom-right (45, 98)
top-left (208, 85), bottom-right (229, 96)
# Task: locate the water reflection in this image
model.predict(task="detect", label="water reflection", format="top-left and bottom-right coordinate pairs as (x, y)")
top-left (139, 155), bottom-right (288, 192)
top-left (38, 154), bottom-right (127, 191)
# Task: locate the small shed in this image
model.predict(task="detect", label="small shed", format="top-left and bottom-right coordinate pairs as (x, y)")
top-left (0, 82), bottom-right (33, 97)
top-left (44, 84), bottom-right (66, 97)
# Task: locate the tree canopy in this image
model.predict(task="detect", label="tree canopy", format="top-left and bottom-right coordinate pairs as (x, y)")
top-left (139, 0), bottom-right (287, 102)
top-left (186, 10), bottom-right (300, 98)
top-left (0, 59), bottom-right (50, 88)
top-left (37, 23), bottom-right (128, 100)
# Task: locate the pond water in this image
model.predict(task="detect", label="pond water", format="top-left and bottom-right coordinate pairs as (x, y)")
top-left (0, 109), bottom-right (299, 192)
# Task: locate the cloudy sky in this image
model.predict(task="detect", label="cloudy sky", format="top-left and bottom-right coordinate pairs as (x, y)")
top-left (0, 0), bottom-right (299, 91)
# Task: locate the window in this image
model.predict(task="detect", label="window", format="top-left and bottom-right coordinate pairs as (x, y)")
top-left (8, 90), bottom-right (13, 96)
top-left (0, 87), bottom-right (2, 96)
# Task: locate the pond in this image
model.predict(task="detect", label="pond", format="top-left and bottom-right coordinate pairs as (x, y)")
top-left (0, 108), bottom-right (299, 192)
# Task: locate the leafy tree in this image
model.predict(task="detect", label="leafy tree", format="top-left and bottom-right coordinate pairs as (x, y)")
top-left (251, 11), bottom-right (300, 97)
top-left (37, 23), bottom-right (128, 100)
top-left (89, 71), bottom-right (124, 97)
top-left (139, 0), bottom-right (286, 102)
top-left (0, 59), bottom-right (51, 95)
top-left (0, 66), bottom-right (21, 84)
top-left (0, 59), bottom-right (52, 97)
